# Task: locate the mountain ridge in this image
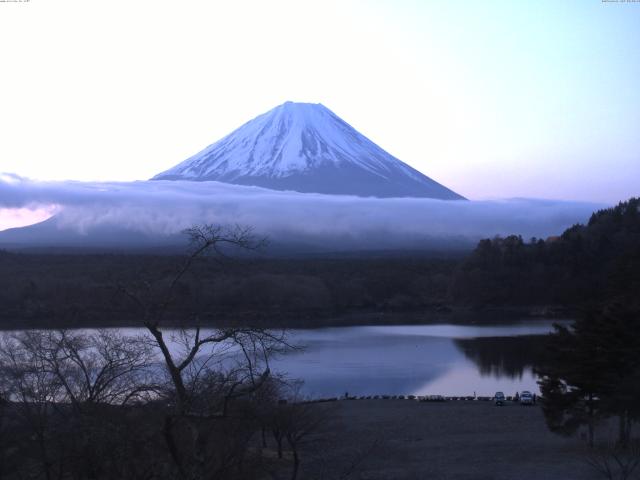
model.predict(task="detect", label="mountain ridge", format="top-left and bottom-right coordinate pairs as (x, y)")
top-left (152, 102), bottom-right (465, 200)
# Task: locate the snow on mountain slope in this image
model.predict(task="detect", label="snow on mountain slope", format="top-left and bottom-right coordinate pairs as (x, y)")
top-left (152, 102), bottom-right (465, 200)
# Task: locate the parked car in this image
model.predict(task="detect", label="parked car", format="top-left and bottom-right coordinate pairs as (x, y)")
top-left (520, 391), bottom-right (533, 405)
top-left (494, 391), bottom-right (506, 406)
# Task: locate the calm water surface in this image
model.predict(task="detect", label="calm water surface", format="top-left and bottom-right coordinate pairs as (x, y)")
top-left (270, 321), bottom-right (563, 397)
top-left (4, 320), bottom-right (563, 398)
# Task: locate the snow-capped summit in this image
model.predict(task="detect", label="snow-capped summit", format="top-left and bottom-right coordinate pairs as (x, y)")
top-left (152, 102), bottom-right (465, 199)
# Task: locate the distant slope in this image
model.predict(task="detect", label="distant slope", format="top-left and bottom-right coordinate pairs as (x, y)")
top-left (0, 214), bottom-right (475, 255)
top-left (152, 102), bottom-right (465, 200)
top-left (0, 216), bottom-right (183, 251)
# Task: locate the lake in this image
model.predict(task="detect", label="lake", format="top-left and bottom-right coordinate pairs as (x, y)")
top-left (269, 321), bottom-right (562, 398)
top-left (1, 320), bottom-right (563, 399)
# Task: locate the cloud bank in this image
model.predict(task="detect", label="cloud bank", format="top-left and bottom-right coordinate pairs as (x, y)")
top-left (0, 174), bottom-right (605, 250)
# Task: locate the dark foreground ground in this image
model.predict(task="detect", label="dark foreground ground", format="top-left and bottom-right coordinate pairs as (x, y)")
top-left (281, 400), bottom-right (596, 480)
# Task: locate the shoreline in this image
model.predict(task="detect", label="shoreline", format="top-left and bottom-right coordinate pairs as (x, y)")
top-left (0, 305), bottom-right (575, 331)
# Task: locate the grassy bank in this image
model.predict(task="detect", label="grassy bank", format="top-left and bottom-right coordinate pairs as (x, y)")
top-left (275, 399), bottom-right (597, 480)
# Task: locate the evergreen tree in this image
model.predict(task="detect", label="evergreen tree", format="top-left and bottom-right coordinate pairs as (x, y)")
top-left (537, 304), bottom-right (640, 447)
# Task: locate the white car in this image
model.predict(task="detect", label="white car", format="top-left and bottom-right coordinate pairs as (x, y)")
top-left (520, 391), bottom-right (534, 405)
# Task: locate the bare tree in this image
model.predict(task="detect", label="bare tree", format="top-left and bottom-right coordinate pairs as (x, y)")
top-left (0, 224), bottom-right (294, 480)
top-left (264, 382), bottom-right (331, 480)
top-left (585, 440), bottom-right (640, 480)
top-left (117, 224), bottom-right (292, 479)
top-left (38, 330), bottom-right (154, 408)
top-left (0, 329), bottom-right (159, 479)
top-left (0, 333), bottom-right (67, 480)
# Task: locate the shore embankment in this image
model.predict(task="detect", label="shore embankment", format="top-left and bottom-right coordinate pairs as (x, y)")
top-left (294, 399), bottom-right (597, 480)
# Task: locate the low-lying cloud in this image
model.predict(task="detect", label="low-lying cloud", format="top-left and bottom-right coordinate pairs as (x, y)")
top-left (0, 174), bottom-right (606, 250)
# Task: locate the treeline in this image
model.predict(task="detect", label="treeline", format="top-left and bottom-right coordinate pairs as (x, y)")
top-left (0, 253), bottom-right (459, 329)
top-left (527, 200), bottom-right (640, 476)
top-left (452, 198), bottom-right (640, 309)
top-left (1, 198), bottom-right (638, 329)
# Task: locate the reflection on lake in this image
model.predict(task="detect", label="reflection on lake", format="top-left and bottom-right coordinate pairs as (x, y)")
top-left (1, 321), bottom-right (561, 398)
top-left (454, 336), bottom-right (548, 379)
top-left (270, 321), bottom-right (561, 397)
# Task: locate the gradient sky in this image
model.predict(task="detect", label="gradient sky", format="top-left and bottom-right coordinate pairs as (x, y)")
top-left (0, 0), bottom-right (638, 203)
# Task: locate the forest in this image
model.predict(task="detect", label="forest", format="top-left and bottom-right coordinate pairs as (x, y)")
top-left (1, 198), bottom-right (638, 329)
top-left (452, 197), bottom-right (640, 308)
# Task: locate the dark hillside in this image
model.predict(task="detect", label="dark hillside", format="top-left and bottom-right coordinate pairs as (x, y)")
top-left (451, 198), bottom-right (640, 309)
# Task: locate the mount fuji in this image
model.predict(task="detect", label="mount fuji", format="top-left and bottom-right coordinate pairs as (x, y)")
top-left (152, 102), bottom-right (465, 200)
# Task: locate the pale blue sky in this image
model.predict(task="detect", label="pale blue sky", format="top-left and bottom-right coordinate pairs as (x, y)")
top-left (0, 0), bottom-right (638, 203)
